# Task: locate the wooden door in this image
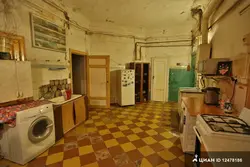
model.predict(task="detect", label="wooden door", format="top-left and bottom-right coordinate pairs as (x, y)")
top-left (0, 60), bottom-right (18, 103)
top-left (74, 96), bottom-right (86, 125)
top-left (62, 102), bottom-right (75, 134)
top-left (152, 58), bottom-right (168, 102)
top-left (16, 61), bottom-right (33, 98)
top-left (87, 56), bottom-right (110, 108)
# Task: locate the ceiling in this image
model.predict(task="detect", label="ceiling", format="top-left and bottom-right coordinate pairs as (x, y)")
top-left (63, 0), bottom-right (209, 31)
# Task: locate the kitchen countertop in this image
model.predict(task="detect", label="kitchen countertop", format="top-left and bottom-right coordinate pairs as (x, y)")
top-left (182, 97), bottom-right (239, 116)
top-left (179, 88), bottom-right (204, 94)
top-left (49, 94), bottom-right (82, 105)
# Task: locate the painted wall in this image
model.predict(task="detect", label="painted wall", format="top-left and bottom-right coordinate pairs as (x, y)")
top-left (0, 0), bottom-right (90, 99)
top-left (145, 46), bottom-right (191, 66)
top-left (209, 0), bottom-right (250, 58)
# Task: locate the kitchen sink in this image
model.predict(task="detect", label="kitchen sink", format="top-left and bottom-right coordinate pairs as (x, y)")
top-left (49, 94), bottom-right (82, 105)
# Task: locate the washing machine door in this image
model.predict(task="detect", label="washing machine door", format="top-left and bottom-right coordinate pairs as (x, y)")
top-left (28, 116), bottom-right (54, 143)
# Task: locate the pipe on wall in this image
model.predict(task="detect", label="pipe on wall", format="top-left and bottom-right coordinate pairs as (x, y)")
top-left (134, 39), bottom-right (192, 60)
top-left (209, 0), bottom-right (243, 29)
top-left (138, 44), bottom-right (192, 61)
top-left (42, 0), bottom-right (65, 12)
top-left (191, 6), bottom-right (203, 36)
top-left (240, 2), bottom-right (250, 15)
top-left (201, 0), bottom-right (224, 44)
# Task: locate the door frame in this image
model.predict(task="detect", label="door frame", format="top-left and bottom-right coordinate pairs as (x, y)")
top-left (69, 49), bottom-right (88, 94)
top-left (87, 55), bottom-right (110, 108)
top-left (151, 57), bottom-right (169, 102)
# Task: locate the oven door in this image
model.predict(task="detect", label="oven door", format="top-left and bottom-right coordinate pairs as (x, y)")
top-left (193, 126), bottom-right (203, 144)
top-left (193, 126), bottom-right (214, 167)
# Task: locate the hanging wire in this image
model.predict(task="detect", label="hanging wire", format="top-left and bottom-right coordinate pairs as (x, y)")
top-left (111, 59), bottom-right (122, 65)
top-left (0, 0), bottom-right (20, 35)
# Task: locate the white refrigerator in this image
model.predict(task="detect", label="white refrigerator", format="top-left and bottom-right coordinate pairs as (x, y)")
top-left (116, 69), bottom-right (135, 106)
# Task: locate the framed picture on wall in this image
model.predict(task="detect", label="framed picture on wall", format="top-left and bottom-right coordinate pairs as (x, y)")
top-left (30, 13), bottom-right (66, 52)
top-left (216, 61), bottom-right (232, 76)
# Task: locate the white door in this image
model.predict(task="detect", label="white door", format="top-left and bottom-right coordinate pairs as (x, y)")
top-left (152, 58), bottom-right (168, 102)
top-left (16, 61), bottom-right (33, 98)
top-left (0, 60), bottom-right (18, 103)
top-left (87, 56), bottom-right (110, 108)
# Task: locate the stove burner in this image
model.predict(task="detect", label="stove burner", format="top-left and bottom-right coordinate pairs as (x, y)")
top-left (201, 114), bottom-right (250, 135)
top-left (228, 120), bottom-right (239, 124)
top-left (243, 127), bottom-right (250, 134)
top-left (208, 118), bottom-right (214, 122)
top-left (212, 124), bottom-right (224, 132)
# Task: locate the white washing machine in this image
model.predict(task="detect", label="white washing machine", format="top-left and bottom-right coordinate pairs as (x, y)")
top-left (0, 103), bottom-right (55, 165)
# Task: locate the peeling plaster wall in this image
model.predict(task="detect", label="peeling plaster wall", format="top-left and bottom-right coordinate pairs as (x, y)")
top-left (0, 0), bottom-right (90, 99)
top-left (209, 0), bottom-right (250, 58)
top-left (143, 36), bottom-right (192, 78)
top-left (89, 22), bottom-right (146, 39)
top-left (145, 47), bottom-right (191, 67)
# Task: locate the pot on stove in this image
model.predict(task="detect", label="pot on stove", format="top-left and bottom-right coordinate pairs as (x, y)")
top-left (202, 87), bottom-right (220, 105)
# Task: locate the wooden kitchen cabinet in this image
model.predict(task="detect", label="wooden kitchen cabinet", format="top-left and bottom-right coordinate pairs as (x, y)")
top-left (53, 96), bottom-right (87, 141)
top-left (53, 105), bottom-right (64, 141)
top-left (127, 62), bottom-right (150, 103)
top-left (74, 97), bottom-right (86, 125)
top-left (0, 60), bottom-right (18, 103)
top-left (16, 61), bottom-right (33, 98)
top-left (178, 90), bottom-right (204, 116)
top-left (231, 54), bottom-right (250, 84)
top-left (61, 101), bottom-right (75, 134)
top-left (0, 60), bottom-right (33, 103)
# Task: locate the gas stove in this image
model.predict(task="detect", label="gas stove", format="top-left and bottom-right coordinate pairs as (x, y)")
top-left (201, 115), bottom-right (250, 135)
top-left (194, 110), bottom-right (250, 167)
top-left (196, 112), bottom-right (250, 142)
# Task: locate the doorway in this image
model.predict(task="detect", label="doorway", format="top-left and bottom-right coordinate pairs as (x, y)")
top-left (151, 58), bottom-right (168, 102)
top-left (70, 49), bottom-right (87, 95)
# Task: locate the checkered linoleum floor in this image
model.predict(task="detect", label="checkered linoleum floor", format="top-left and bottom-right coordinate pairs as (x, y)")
top-left (0, 102), bottom-right (187, 167)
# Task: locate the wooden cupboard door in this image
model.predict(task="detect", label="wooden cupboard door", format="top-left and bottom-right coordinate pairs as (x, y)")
top-left (16, 61), bottom-right (33, 98)
top-left (0, 60), bottom-right (18, 103)
top-left (53, 106), bottom-right (64, 142)
top-left (87, 56), bottom-right (110, 108)
top-left (74, 97), bottom-right (86, 125)
top-left (62, 102), bottom-right (75, 134)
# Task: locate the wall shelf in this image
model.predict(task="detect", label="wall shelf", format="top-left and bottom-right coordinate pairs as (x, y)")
top-left (31, 60), bottom-right (69, 70)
